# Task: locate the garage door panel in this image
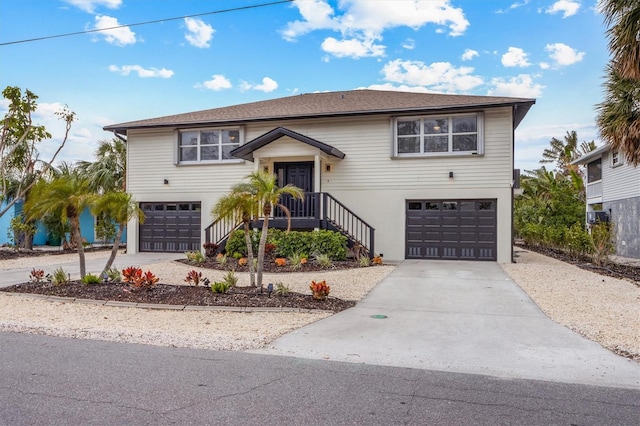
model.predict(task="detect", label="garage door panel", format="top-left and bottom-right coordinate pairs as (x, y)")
top-left (139, 202), bottom-right (201, 252)
top-left (405, 199), bottom-right (497, 261)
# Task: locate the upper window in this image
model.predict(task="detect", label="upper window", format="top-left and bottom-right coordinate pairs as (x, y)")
top-left (395, 113), bottom-right (483, 157)
top-left (587, 158), bottom-right (602, 182)
top-left (178, 129), bottom-right (240, 163)
top-left (611, 150), bottom-right (623, 167)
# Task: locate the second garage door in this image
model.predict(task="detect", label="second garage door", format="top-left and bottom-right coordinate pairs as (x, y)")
top-left (406, 199), bottom-right (497, 261)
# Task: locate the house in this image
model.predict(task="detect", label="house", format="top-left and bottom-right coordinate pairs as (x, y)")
top-left (571, 145), bottom-right (640, 259)
top-left (0, 200), bottom-right (124, 247)
top-left (104, 89), bottom-right (535, 263)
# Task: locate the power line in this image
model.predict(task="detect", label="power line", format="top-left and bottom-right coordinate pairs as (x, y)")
top-left (0, 0), bottom-right (294, 46)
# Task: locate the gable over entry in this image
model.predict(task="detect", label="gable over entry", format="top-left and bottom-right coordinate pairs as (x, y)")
top-left (230, 127), bottom-right (345, 162)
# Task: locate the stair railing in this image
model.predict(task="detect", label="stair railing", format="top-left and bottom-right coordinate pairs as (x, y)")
top-left (322, 193), bottom-right (375, 257)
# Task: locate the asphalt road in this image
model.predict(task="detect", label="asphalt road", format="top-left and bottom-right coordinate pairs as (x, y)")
top-left (1, 332), bottom-right (638, 425)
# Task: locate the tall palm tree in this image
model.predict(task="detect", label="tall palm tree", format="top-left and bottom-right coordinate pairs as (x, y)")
top-left (93, 191), bottom-right (144, 276)
top-left (596, 65), bottom-right (640, 166)
top-left (600, 0), bottom-right (640, 80)
top-left (597, 0), bottom-right (640, 165)
top-left (24, 168), bottom-right (96, 278)
top-left (212, 187), bottom-right (259, 287)
top-left (77, 138), bottom-right (126, 192)
top-left (246, 171), bottom-right (304, 289)
top-left (540, 131), bottom-right (596, 175)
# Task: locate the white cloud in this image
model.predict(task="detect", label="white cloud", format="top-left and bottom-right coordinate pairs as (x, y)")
top-left (488, 74), bottom-right (544, 98)
top-left (283, 0), bottom-right (469, 59)
top-left (361, 83), bottom-right (434, 93)
top-left (461, 48), bottom-right (479, 61)
top-left (496, 0), bottom-right (530, 13)
top-left (62, 0), bottom-right (121, 13)
top-left (108, 65), bottom-right (174, 78)
top-left (195, 75), bottom-right (232, 91)
top-left (402, 38), bottom-right (415, 50)
top-left (321, 35), bottom-right (385, 58)
top-left (184, 17), bottom-right (215, 48)
top-left (546, 0), bottom-right (580, 18)
top-left (539, 62), bottom-right (550, 69)
top-left (92, 15), bottom-right (136, 46)
top-left (381, 59), bottom-right (483, 92)
top-left (240, 77), bottom-right (279, 93)
top-left (501, 47), bottom-right (531, 67)
top-left (545, 42), bottom-right (585, 66)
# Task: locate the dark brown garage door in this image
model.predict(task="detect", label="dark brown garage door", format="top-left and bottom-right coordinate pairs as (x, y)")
top-left (139, 202), bottom-right (201, 252)
top-left (406, 199), bottom-right (497, 260)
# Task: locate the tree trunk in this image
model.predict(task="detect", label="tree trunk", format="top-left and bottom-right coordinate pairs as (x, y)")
top-left (243, 221), bottom-right (256, 287)
top-left (101, 223), bottom-right (124, 276)
top-left (69, 215), bottom-right (86, 278)
top-left (256, 211), bottom-right (270, 290)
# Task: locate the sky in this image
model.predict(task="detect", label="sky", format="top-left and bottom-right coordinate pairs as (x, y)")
top-left (0, 0), bottom-right (609, 172)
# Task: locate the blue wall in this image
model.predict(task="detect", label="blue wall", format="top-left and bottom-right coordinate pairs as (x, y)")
top-left (0, 200), bottom-right (19, 245)
top-left (0, 203), bottom-right (126, 247)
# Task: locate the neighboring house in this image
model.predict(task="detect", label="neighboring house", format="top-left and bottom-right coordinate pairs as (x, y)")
top-left (104, 89), bottom-right (535, 263)
top-left (0, 201), bottom-right (124, 247)
top-left (572, 145), bottom-right (640, 259)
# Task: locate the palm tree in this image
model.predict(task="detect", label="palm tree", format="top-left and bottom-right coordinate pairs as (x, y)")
top-left (597, 1), bottom-right (640, 165)
top-left (77, 138), bottom-right (126, 192)
top-left (93, 191), bottom-right (144, 276)
top-left (540, 131), bottom-right (596, 175)
top-left (24, 168), bottom-right (95, 278)
top-left (245, 171), bottom-right (304, 289)
top-left (212, 187), bottom-right (259, 287)
top-left (600, 0), bottom-right (640, 80)
top-left (596, 65), bottom-right (640, 166)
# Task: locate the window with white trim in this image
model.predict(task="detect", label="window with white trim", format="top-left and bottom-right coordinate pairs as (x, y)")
top-left (611, 149), bottom-right (623, 167)
top-left (394, 113), bottom-right (483, 157)
top-left (178, 128), bottom-right (241, 163)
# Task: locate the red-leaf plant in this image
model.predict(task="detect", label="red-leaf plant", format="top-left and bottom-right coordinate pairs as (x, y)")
top-left (309, 280), bottom-right (330, 300)
top-left (122, 266), bottom-right (159, 290)
top-left (184, 270), bottom-right (203, 286)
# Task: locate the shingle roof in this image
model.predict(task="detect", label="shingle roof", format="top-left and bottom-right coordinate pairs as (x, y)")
top-left (104, 89), bottom-right (535, 135)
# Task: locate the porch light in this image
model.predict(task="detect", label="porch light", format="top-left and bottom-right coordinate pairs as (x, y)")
top-left (164, 179), bottom-right (169, 185)
top-left (449, 171), bottom-right (454, 179)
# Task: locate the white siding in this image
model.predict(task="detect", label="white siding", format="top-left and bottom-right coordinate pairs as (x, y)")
top-left (125, 107), bottom-right (515, 262)
top-left (602, 151), bottom-right (640, 202)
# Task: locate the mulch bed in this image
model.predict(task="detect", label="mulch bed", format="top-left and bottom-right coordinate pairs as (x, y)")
top-left (1, 281), bottom-right (355, 312)
top-left (516, 243), bottom-right (640, 284)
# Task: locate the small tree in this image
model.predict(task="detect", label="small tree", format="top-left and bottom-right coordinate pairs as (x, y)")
top-left (0, 86), bottom-right (75, 218)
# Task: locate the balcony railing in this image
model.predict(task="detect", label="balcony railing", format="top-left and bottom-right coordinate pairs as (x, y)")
top-left (204, 192), bottom-right (375, 257)
top-left (586, 180), bottom-right (602, 199)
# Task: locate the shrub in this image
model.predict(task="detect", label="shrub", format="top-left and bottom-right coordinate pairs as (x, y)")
top-left (232, 252), bottom-right (243, 259)
top-left (275, 258), bottom-right (287, 267)
top-left (216, 253), bottom-right (228, 265)
top-left (309, 280), bottom-right (330, 300)
top-left (223, 270), bottom-right (238, 287)
top-left (314, 253), bottom-right (333, 268)
top-left (591, 223), bottom-right (615, 266)
top-left (81, 273), bottom-right (101, 285)
top-left (274, 282), bottom-right (290, 296)
top-left (184, 270), bottom-right (203, 286)
top-left (50, 267), bottom-right (69, 286)
top-left (238, 257), bottom-right (248, 266)
top-left (272, 230), bottom-right (347, 260)
top-left (185, 251), bottom-right (205, 264)
top-left (203, 242), bottom-right (219, 257)
top-left (565, 223), bottom-right (592, 258)
top-left (106, 267), bottom-right (121, 283)
top-left (29, 268), bottom-right (45, 283)
top-left (288, 253), bottom-right (307, 270)
top-left (265, 243), bottom-right (277, 256)
top-left (122, 266), bottom-right (159, 289)
top-left (359, 255), bottom-right (371, 267)
top-left (211, 280), bottom-right (232, 294)
top-left (372, 256), bottom-right (383, 265)
top-left (224, 230), bottom-right (249, 257)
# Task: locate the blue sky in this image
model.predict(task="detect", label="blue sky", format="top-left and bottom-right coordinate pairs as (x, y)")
top-left (0, 0), bottom-right (607, 172)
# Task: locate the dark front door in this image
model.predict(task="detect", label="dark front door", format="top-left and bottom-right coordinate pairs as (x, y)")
top-left (275, 162), bottom-right (314, 218)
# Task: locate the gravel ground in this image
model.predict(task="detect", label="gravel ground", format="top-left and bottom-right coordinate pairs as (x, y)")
top-left (503, 248), bottom-right (640, 362)
top-left (1, 248), bottom-right (638, 362)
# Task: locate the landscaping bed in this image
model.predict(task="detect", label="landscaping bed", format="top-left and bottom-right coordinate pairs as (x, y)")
top-left (1, 281), bottom-right (355, 312)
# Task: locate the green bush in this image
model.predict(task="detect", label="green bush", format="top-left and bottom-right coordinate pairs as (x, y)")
top-left (51, 267), bottom-right (69, 286)
top-left (211, 281), bottom-right (232, 294)
top-left (81, 273), bottom-right (101, 285)
top-left (185, 251), bottom-right (205, 264)
top-left (273, 230), bottom-right (347, 260)
top-left (591, 223), bottom-right (614, 266)
top-left (565, 223), bottom-right (592, 258)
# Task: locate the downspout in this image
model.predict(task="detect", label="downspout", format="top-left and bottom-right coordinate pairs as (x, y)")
top-left (112, 131), bottom-right (127, 143)
top-left (511, 105), bottom-right (517, 263)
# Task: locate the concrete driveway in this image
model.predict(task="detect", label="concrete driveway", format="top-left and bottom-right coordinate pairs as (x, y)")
top-left (254, 260), bottom-right (640, 389)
